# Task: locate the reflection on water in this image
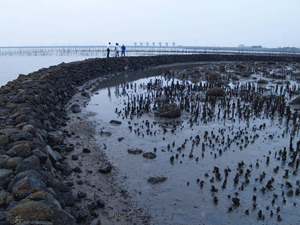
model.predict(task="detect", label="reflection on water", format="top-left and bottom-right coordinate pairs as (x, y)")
top-left (87, 64), bottom-right (300, 224)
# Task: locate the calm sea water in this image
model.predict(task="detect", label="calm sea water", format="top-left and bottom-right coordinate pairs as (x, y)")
top-left (0, 45), bottom-right (214, 87)
top-left (0, 55), bottom-right (97, 87)
top-left (0, 46), bottom-right (156, 87)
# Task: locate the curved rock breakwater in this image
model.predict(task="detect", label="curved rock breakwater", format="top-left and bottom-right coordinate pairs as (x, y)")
top-left (0, 54), bottom-right (299, 225)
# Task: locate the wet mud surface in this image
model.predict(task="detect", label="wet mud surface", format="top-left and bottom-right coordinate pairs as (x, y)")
top-left (67, 61), bottom-right (300, 224)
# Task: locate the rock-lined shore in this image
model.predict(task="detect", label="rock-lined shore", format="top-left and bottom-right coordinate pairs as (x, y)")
top-left (0, 54), bottom-right (300, 225)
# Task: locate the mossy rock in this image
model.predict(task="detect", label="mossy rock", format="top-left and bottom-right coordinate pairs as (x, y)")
top-left (13, 176), bottom-right (46, 200)
top-left (26, 191), bottom-right (47, 201)
top-left (0, 135), bottom-right (9, 146)
top-left (6, 157), bottom-right (23, 170)
top-left (7, 201), bottom-right (53, 224)
top-left (0, 155), bottom-right (11, 168)
top-left (7, 143), bottom-right (31, 158)
top-left (0, 190), bottom-right (10, 207)
top-left (0, 190), bottom-right (14, 208)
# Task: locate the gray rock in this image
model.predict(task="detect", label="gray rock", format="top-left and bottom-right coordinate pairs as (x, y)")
top-left (0, 190), bottom-right (12, 208)
top-left (19, 222), bottom-right (53, 225)
top-left (32, 149), bottom-right (48, 164)
top-left (90, 217), bottom-right (101, 225)
top-left (0, 155), bottom-right (11, 168)
top-left (55, 162), bottom-right (72, 176)
top-left (98, 162), bottom-right (113, 174)
top-left (9, 131), bottom-right (33, 142)
top-left (48, 178), bottom-right (70, 192)
top-left (0, 169), bottom-right (14, 186)
top-left (143, 152), bottom-right (157, 159)
top-left (73, 166), bottom-right (82, 173)
top-left (147, 176), bottom-right (167, 184)
top-left (64, 207), bottom-right (78, 221)
top-left (15, 155), bottom-right (40, 174)
top-left (12, 176), bottom-right (46, 199)
top-left (52, 209), bottom-right (76, 225)
top-left (127, 148), bottom-right (143, 154)
top-left (96, 198), bottom-right (105, 208)
top-left (81, 91), bottom-right (90, 98)
top-left (46, 145), bottom-right (58, 162)
top-left (7, 143), bottom-right (31, 158)
top-left (70, 104), bottom-right (81, 113)
top-left (100, 130), bottom-right (112, 136)
top-left (0, 135), bottom-right (9, 147)
top-left (6, 157), bottom-right (23, 170)
top-left (71, 155), bottom-right (78, 160)
top-left (82, 148), bottom-right (91, 153)
top-left (8, 170), bottom-right (48, 192)
top-left (53, 151), bottom-right (63, 162)
top-left (109, 120), bottom-right (122, 125)
top-left (60, 191), bottom-right (76, 207)
top-left (42, 158), bottom-right (52, 172)
top-left (15, 115), bottom-right (30, 124)
top-left (77, 191), bottom-right (86, 198)
top-left (65, 144), bottom-right (74, 152)
top-left (22, 124), bottom-right (36, 137)
top-left (6, 201), bottom-right (53, 224)
top-left (39, 192), bottom-right (62, 211)
top-left (47, 131), bottom-right (64, 146)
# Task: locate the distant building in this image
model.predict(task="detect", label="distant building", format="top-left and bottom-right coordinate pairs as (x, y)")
top-left (251, 45), bottom-right (262, 49)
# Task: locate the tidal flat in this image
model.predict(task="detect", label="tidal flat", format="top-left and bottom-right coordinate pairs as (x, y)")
top-left (63, 61), bottom-right (300, 224)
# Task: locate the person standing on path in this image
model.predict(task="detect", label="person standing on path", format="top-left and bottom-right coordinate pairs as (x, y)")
top-left (115, 43), bottom-right (120, 57)
top-left (107, 42), bottom-right (111, 58)
top-left (121, 44), bottom-right (126, 57)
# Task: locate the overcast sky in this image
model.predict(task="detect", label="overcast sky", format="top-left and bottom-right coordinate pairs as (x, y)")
top-left (1, 0), bottom-right (299, 48)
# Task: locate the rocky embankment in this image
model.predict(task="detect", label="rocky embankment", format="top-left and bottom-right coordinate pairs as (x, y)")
top-left (0, 54), bottom-right (299, 225)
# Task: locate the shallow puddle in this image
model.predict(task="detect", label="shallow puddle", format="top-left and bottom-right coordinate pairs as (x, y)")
top-left (86, 62), bottom-right (300, 224)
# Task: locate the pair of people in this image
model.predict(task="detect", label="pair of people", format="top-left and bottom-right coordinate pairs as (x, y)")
top-left (107, 42), bottom-right (126, 57)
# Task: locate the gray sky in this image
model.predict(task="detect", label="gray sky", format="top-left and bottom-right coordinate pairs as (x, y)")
top-left (1, 0), bottom-right (299, 48)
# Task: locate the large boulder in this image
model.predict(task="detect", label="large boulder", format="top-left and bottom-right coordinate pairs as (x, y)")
top-left (0, 135), bottom-right (9, 146)
top-left (46, 145), bottom-right (58, 163)
top-left (52, 209), bottom-right (76, 225)
top-left (47, 131), bottom-right (64, 146)
top-left (155, 103), bottom-right (181, 118)
top-left (26, 191), bottom-right (62, 211)
top-left (0, 155), bottom-right (11, 168)
top-left (15, 155), bottom-right (40, 174)
top-left (8, 170), bottom-right (48, 192)
top-left (0, 190), bottom-right (13, 208)
top-left (12, 175), bottom-right (46, 199)
top-left (0, 169), bottom-right (14, 186)
top-left (6, 157), bottom-right (23, 170)
top-left (9, 131), bottom-right (33, 142)
top-left (6, 201), bottom-right (53, 224)
top-left (7, 143), bottom-right (31, 158)
top-left (22, 124), bottom-right (37, 137)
